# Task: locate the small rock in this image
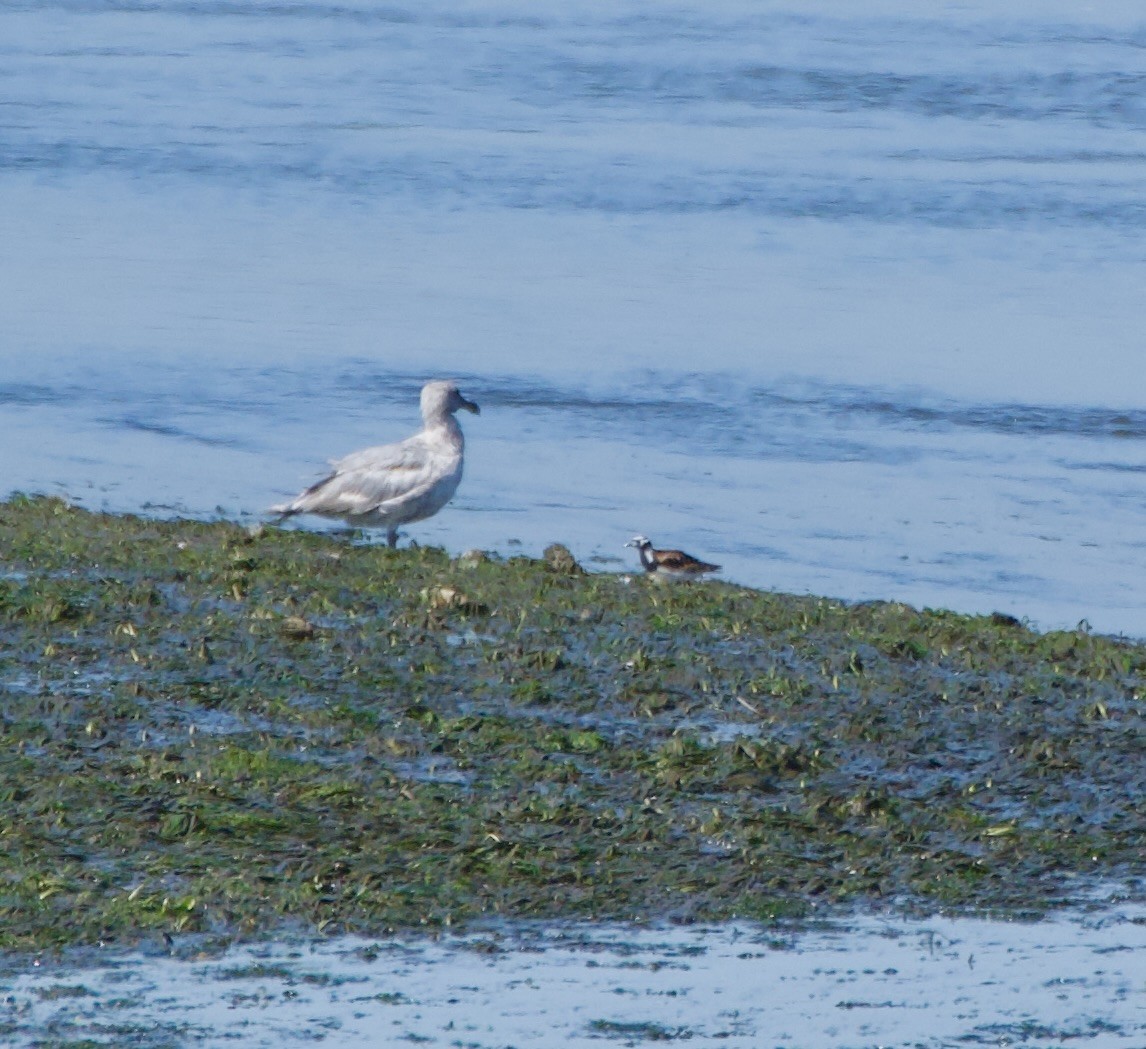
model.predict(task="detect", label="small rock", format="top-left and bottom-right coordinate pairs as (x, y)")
top-left (421, 585), bottom-right (489, 614)
top-left (543, 543), bottom-right (584, 575)
top-left (456, 549), bottom-right (490, 570)
top-left (989, 612), bottom-right (1023, 629)
top-left (280, 615), bottom-right (316, 640)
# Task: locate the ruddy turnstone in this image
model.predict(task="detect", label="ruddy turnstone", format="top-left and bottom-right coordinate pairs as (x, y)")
top-left (625, 535), bottom-right (720, 582)
top-left (271, 379), bottom-right (480, 548)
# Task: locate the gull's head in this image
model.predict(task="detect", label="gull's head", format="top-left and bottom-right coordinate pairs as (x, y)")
top-left (421, 380), bottom-right (480, 421)
top-left (625, 535), bottom-right (651, 550)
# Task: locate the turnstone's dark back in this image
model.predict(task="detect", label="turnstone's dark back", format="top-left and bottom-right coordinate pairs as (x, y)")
top-left (625, 535), bottom-right (720, 582)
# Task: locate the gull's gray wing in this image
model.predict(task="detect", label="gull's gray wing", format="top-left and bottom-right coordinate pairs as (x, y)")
top-left (286, 433), bottom-right (447, 517)
top-left (327, 433), bottom-right (426, 476)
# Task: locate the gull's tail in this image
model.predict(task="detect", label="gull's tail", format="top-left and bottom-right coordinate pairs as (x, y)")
top-left (270, 470), bottom-right (338, 519)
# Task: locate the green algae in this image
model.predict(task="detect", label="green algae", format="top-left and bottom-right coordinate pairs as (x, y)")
top-left (0, 494), bottom-right (1142, 951)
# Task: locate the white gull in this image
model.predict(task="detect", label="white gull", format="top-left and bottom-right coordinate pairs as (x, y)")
top-left (271, 379), bottom-right (480, 547)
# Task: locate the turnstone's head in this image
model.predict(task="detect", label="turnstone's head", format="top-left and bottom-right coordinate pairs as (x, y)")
top-left (625, 535), bottom-right (652, 550)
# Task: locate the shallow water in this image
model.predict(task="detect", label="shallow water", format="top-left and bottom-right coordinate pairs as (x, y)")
top-left (2, 904), bottom-right (1142, 1047)
top-left (3, 1), bottom-right (1146, 633)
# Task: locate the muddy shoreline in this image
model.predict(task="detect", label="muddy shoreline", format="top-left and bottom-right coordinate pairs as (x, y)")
top-left (1, 496), bottom-right (1142, 953)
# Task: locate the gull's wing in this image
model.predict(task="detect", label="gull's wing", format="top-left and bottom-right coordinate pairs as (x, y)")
top-left (328, 433), bottom-right (426, 476)
top-left (287, 433), bottom-right (446, 517)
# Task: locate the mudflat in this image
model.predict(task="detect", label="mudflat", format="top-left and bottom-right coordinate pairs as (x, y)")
top-left (0, 496), bottom-right (1141, 951)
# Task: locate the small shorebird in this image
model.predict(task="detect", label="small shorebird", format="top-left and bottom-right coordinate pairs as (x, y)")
top-left (625, 535), bottom-right (720, 582)
top-left (271, 379), bottom-right (479, 548)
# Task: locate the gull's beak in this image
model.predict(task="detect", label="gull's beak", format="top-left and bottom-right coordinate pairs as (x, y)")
top-left (459, 394), bottom-right (480, 415)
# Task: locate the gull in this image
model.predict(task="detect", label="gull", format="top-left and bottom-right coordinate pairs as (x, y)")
top-left (271, 379), bottom-right (479, 547)
top-left (625, 535), bottom-right (720, 582)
